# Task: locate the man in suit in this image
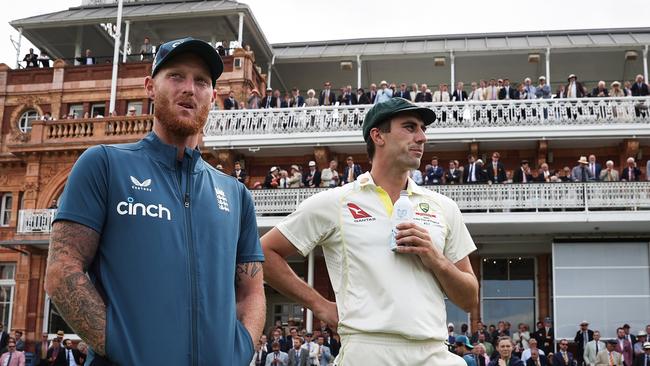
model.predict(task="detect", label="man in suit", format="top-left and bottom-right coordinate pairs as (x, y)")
top-left (535, 318), bottom-right (554, 355)
top-left (288, 338), bottom-right (308, 366)
top-left (584, 330), bottom-right (606, 366)
top-left (33, 332), bottom-right (50, 366)
top-left (513, 160), bottom-right (533, 183)
top-left (433, 83), bottom-right (451, 102)
top-left (75, 49), bottom-right (96, 65)
top-left (452, 82), bottom-right (468, 102)
top-left (302, 161), bottom-right (321, 188)
top-left (552, 339), bottom-right (575, 366)
top-left (341, 156), bottom-right (362, 185)
top-left (314, 336), bottom-right (332, 366)
top-left (464, 155), bottom-right (482, 184)
top-left (632, 342), bottom-right (650, 366)
top-left (498, 79), bottom-right (516, 100)
top-left (46, 338), bottom-right (64, 366)
top-left (290, 88), bottom-right (305, 107)
top-left (574, 321), bottom-right (594, 366)
top-left (338, 85), bottom-right (357, 105)
top-left (526, 348), bottom-right (548, 366)
top-left (596, 339), bottom-right (623, 366)
top-left (22, 48), bottom-right (39, 68)
top-left (253, 335), bottom-right (270, 366)
top-left (587, 155), bottom-right (602, 181)
top-left (357, 88), bottom-right (370, 104)
top-left (415, 84), bottom-right (433, 102)
top-left (394, 83), bottom-right (411, 100)
top-left (268, 328), bottom-right (289, 353)
top-left (322, 330), bottom-right (339, 358)
top-left (571, 156), bottom-right (594, 182)
top-left (487, 152), bottom-right (507, 184)
top-left (631, 74), bottom-right (649, 96)
top-left (266, 341), bottom-right (289, 366)
top-left (623, 324), bottom-right (638, 350)
top-left (54, 339), bottom-right (82, 366)
top-left (231, 161), bottom-right (248, 185)
top-left (621, 157), bottom-right (642, 181)
top-left (566, 74), bottom-right (586, 98)
top-left (223, 90), bottom-right (239, 110)
top-left (0, 324), bottom-right (8, 352)
top-left (425, 157), bottom-right (444, 185)
top-left (0, 340), bottom-right (25, 366)
top-left (445, 160), bottom-right (462, 184)
top-left (615, 327), bottom-right (634, 366)
top-left (319, 82), bottom-right (336, 106)
top-left (262, 88), bottom-right (276, 108)
top-left (536, 163), bottom-right (554, 183)
top-left (591, 81), bottom-right (609, 98)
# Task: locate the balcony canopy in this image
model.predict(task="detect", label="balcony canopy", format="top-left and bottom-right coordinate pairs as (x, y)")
top-left (10, 0), bottom-right (274, 66)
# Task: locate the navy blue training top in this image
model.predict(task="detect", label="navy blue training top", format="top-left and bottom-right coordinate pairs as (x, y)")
top-left (54, 132), bottom-right (264, 366)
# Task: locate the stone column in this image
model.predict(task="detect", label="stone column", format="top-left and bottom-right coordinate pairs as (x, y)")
top-left (537, 254), bottom-right (550, 321)
top-left (537, 140), bottom-right (548, 167)
top-left (620, 139), bottom-right (639, 170)
top-left (313, 147), bottom-right (330, 169)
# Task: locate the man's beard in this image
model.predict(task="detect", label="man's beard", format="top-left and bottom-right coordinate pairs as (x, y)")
top-left (154, 92), bottom-right (210, 137)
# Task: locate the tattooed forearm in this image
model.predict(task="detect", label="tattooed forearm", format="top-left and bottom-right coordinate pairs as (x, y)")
top-left (235, 261), bottom-right (265, 345)
top-left (235, 262), bottom-right (262, 288)
top-left (45, 221), bottom-right (107, 356)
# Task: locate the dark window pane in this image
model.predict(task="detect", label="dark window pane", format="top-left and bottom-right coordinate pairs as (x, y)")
top-left (47, 302), bottom-right (75, 334)
top-left (445, 299), bottom-right (469, 331)
top-left (483, 259), bottom-right (508, 280)
top-left (509, 258), bottom-right (535, 280)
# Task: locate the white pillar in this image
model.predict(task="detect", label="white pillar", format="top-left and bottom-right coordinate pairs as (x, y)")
top-left (238, 12), bottom-right (244, 47)
top-left (450, 50), bottom-right (455, 89)
top-left (267, 55), bottom-right (275, 89)
top-left (109, 0), bottom-right (124, 114)
top-left (122, 20), bottom-right (130, 63)
top-left (14, 28), bottom-right (22, 69)
top-left (357, 54), bottom-right (362, 89)
top-left (306, 251), bottom-right (315, 333)
top-left (546, 48), bottom-right (551, 86)
top-left (210, 36), bottom-right (217, 48)
top-left (643, 45), bottom-right (648, 83)
top-left (74, 27), bottom-right (83, 65)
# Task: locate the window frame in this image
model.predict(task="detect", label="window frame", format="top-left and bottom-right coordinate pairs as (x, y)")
top-left (18, 110), bottom-right (39, 133)
top-left (0, 193), bottom-right (12, 227)
top-left (0, 263), bottom-right (16, 331)
top-left (90, 103), bottom-right (106, 118)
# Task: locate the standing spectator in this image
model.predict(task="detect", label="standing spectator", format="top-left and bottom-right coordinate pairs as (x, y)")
top-left (265, 341), bottom-right (288, 366)
top-left (13, 331), bottom-right (23, 352)
top-left (517, 84), bottom-right (527, 99)
top-left (283, 92), bottom-right (292, 108)
top-left (314, 336), bottom-right (332, 366)
top-left (552, 339), bottom-right (574, 366)
top-left (631, 74), bottom-right (649, 96)
top-left (489, 337), bottom-right (524, 366)
top-left (468, 81), bottom-right (483, 101)
top-left (587, 155), bottom-right (601, 181)
top-left (140, 36), bottom-right (154, 60)
top-left (471, 321), bottom-right (491, 344)
top-left (455, 336), bottom-right (478, 366)
top-left (288, 165), bottom-right (303, 188)
top-left (591, 81), bottom-right (609, 98)
top-left (621, 157), bottom-right (642, 181)
top-left (410, 83), bottom-right (419, 102)
top-left (366, 83), bottom-right (378, 104)
top-left (536, 76), bottom-right (552, 99)
top-left (341, 156), bottom-right (362, 185)
top-left (273, 90), bottom-right (284, 108)
top-left (322, 330), bottom-right (339, 358)
top-left (566, 74), bottom-right (586, 98)
top-left (556, 84), bottom-right (567, 98)
top-left (623, 324), bottom-right (637, 356)
top-left (452, 82), bottom-right (468, 102)
top-left (277, 170), bottom-right (290, 189)
top-left (446, 160), bottom-right (462, 184)
top-left (33, 332), bottom-right (49, 366)
top-left (513, 324), bottom-right (531, 356)
top-left (571, 156), bottom-right (594, 182)
top-left (46, 338), bottom-right (63, 365)
top-left (76, 49), bottom-right (95, 65)
top-left (513, 160), bottom-right (533, 183)
top-left (0, 340), bottom-right (24, 366)
top-left (485, 79), bottom-right (499, 100)
top-left (487, 152), bottom-right (507, 184)
top-left (574, 321), bottom-right (594, 366)
top-left (596, 340), bottom-right (623, 366)
top-left (287, 337), bottom-right (307, 366)
top-left (262, 88), bottom-right (275, 108)
top-left (584, 330), bottom-right (605, 366)
top-left (59, 339), bottom-right (82, 366)
top-left (0, 324), bottom-right (7, 353)
top-left (38, 51), bottom-right (51, 68)
top-left (522, 338), bottom-right (546, 363)
top-left (224, 90), bottom-right (239, 110)
top-left (304, 89), bottom-right (319, 107)
top-left (374, 80), bottom-right (393, 104)
top-left (356, 88), bottom-right (370, 104)
top-left (22, 48), bottom-right (38, 68)
top-left (247, 89), bottom-right (262, 109)
top-left (498, 79), bottom-right (516, 100)
top-left (320, 160), bottom-right (339, 188)
top-left (291, 88), bottom-right (305, 107)
top-left (415, 83), bottom-right (433, 102)
top-left (633, 331), bottom-right (646, 360)
top-left (252, 335), bottom-right (270, 366)
top-left (647, 159), bottom-right (650, 181)
top-left (464, 155), bottom-right (480, 184)
top-left (319, 82), bottom-right (336, 106)
top-left (632, 341), bottom-right (650, 366)
top-left (615, 327), bottom-right (634, 366)
top-left (599, 160), bottom-right (619, 181)
top-left (535, 318), bottom-right (554, 355)
top-left (424, 156), bottom-right (444, 185)
top-left (624, 81), bottom-right (634, 96)
top-left (610, 81), bottom-right (626, 97)
top-left (302, 161), bottom-right (321, 188)
top-left (338, 85), bottom-right (357, 105)
top-left (76, 342), bottom-right (88, 366)
top-left (433, 83), bottom-right (451, 102)
top-left (523, 78), bottom-right (537, 99)
top-left (536, 163), bottom-right (554, 183)
top-left (448, 323), bottom-right (457, 345)
top-left (264, 167), bottom-right (280, 189)
top-left (394, 83), bottom-right (411, 100)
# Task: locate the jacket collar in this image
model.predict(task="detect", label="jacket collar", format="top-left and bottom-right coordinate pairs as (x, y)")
top-left (140, 132), bottom-right (204, 172)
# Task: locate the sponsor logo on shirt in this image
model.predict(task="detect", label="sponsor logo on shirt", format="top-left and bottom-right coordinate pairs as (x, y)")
top-left (346, 203), bottom-right (375, 222)
top-left (130, 176), bottom-right (152, 192)
top-left (416, 201), bottom-right (437, 218)
top-left (116, 197), bottom-right (171, 220)
top-left (215, 188), bottom-right (229, 212)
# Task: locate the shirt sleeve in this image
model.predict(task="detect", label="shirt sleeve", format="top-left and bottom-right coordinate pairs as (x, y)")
top-left (443, 198), bottom-right (476, 263)
top-left (53, 145), bottom-right (109, 234)
top-left (236, 185), bottom-right (265, 263)
top-left (276, 190), bottom-right (338, 257)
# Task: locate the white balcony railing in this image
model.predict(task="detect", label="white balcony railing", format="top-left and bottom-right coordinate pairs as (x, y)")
top-left (204, 97), bottom-right (650, 146)
top-left (16, 182), bottom-right (650, 233)
top-left (17, 209), bottom-right (57, 234)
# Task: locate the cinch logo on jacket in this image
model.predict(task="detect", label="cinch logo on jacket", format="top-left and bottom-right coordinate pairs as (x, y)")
top-left (116, 197), bottom-right (171, 220)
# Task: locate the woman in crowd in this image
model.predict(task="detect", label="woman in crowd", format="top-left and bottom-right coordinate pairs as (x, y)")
top-left (512, 323), bottom-right (531, 357)
top-left (304, 89), bottom-right (319, 107)
top-left (488, 337), bottom-right (524, 366)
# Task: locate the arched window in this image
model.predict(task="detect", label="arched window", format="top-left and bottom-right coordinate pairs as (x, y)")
top-left (18, 110), bottom-right (39, 133)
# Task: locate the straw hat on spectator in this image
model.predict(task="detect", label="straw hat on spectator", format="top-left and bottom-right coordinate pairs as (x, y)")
top-left (567, 74), bottom-right (577, 80)
top-left (577, 156), bottom-right (588, 164)
top-left (250, 89), bottom-right (260, 96)
top-left (290, 165), bottom-right (300, 171)
top-left (380, 80), bottom-right (388, 86)
top-left (611, 81), bottom-right (621, 87)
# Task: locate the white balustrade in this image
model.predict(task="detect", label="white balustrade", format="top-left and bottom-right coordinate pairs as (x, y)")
top-left (205, 97), bottom-right (650, 137)
top-left (17, 209), bottom-right (57, 233)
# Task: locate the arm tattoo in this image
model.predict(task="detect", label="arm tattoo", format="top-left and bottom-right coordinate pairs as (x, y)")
top-left (235, 262), bottom-right (262, 288)
top-left (46, 221), bottom-right (107, 356)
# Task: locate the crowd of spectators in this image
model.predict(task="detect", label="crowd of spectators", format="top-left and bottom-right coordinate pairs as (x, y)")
top-left (0, 326), bottom-right (88, 366)
top-left (225, 74), bottom-right (650, 111)
top-left (231, 153), bottom-right (650, 191)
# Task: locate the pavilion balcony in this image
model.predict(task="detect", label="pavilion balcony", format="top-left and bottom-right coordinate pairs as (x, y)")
top-left (203, 97), bottom-right (650, 148)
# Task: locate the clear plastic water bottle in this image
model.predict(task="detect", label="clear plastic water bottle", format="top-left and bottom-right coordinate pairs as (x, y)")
top-left (390, 190), bottom-right (414, 251)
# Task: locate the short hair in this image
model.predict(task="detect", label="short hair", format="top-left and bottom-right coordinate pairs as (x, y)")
top-left (366, 118), bottom-right (392, 160)
top-left (497, 336), bottom-right (513, 346)
top-left (272, 341), bottom-right (280, 348)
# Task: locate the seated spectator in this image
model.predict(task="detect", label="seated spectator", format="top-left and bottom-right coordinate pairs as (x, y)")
top-left (247, 89), bottom-right (262, 109)
top-left (513, 160), bottom-right (533, 183)
top-left (525, 348), bottom-right (547, 366)
top-left (571, 156), bottom-right (594, 182)
top-left (521, 338), bottom-right (545, 362)
top-left (621, 157), bottom-right (642, 181)
top-left (38, 51), bottom-right (51, 68)
top-left (452, 82), bottom-right (467, 102)
top-left (566, 74), bottom-right (586, 98)
top-left (610, 81), bottom-right (626, 97)
top-left (224, 90), bottom-right (239, 110)
top-left (140, 36), bottom-right (154, 60)
top-left (631, 74), bottom-right (649, 96)
top-left (374, 80), bottom-right (393, 104)
top-left (415, 83), bottom-right (432, 103)
top-left (291, 88), bottom-right (305, 107)
top-left (76, 49), bottom-right (96, 65)
top-left (591, 81), bottom-right (609, 98)
top-left (536, 163), bottom-right (554, 183)
top-left (304, 89), bottom-right (319, 107)
top-left (394, 83), bottom-right (411, 100)
top-left (557, 166), bottom-right (572, 182)
top-left (410, 83), bottom-right (419, 102)
top-left (356, 88), bottom-right (370, 104)
top-left (473, 343), bottom-right (490, 366)
top-left (341, 156), bottom-right (362, 185)
top-left (263, 166), bottom-right (280, 188)
top-left (433, 83), bottom-right (451, 102)
top-left (23, 48), bottom-right (38, 68)
top-left (424, 156), bottom-right (444, 185)
top-left (319, 82), bottom-right (336, 106)
top-left (536, 76), bottom-right (551, 99)
top-left (302, 161), bottom-right (321, 187)
top-left (523, 77), bottom-right (536, 99)
top-left (366, 83), bottom-right (377, 104)
top-left (320, 160), bottom-right (339, 188)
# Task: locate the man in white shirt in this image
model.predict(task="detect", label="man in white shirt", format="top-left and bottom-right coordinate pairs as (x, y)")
top-left (584, 330), bottom-right (606, 366)
top-left (261, 98), bottom-right (477, 365)
top-left (522, 338), bottom-right (545, 362)
top-left (265, 342), bottom-right (289, 366)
